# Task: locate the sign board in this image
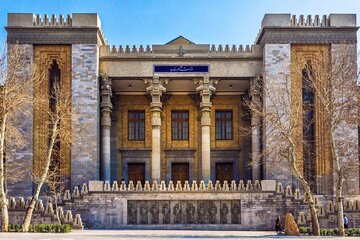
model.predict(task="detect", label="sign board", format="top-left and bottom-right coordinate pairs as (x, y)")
top-left (154, 65), bottom-right (209, 73)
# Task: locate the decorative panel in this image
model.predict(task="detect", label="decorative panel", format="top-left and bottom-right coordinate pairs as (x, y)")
top-left (33, 45), bottom-right (72, 179)
top-left (291, 44), bottom-right (332, 193)
top-left (127, 200), bottom-right (241, 225)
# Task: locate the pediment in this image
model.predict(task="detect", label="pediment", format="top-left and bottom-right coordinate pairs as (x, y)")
top-left (166, 35), bottom-right (194, 45)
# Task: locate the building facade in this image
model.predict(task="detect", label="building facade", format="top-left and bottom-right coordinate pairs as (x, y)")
top-left (5, 13), bottom-right (359, 201)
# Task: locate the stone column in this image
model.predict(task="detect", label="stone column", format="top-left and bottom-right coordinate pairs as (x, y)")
top-left (250, 78), bottom-right (261, 181)
top-left (196, 77), bottom-right (216, 183)
top-left (146, 77), bottom-right (166, 182)
top-left (100, 74), bottom-right (112, 182)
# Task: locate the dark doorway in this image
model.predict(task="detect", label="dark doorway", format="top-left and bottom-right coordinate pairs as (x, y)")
top-left (171, 163), bottom-right (189, 184)
top-left (128, 163), bottom-right (145, 185)
top-left (216, 162), bottom-right (234, 183)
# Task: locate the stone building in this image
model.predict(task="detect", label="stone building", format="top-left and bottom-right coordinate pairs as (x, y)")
top-left (4, 12), bottom-right (359, 221)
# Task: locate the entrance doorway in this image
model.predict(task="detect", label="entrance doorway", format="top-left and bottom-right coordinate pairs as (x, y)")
top-left (128, 163), bottom-right (145, 185)
top-left (215, 162), bottom-right (234, 183)
top-left (171, 163), bottom-right (189, 183)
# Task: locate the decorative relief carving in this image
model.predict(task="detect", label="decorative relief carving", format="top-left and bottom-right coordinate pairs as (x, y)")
top-left (258, 29), bottom-right (357, 45)
top-left (208, 202), bottom-right (217, 224)
top-left (197, 201), bottom-right (207, 224)
top-left (220, 203), bottom-right (229, 224)
top-left (231, 201), bottom-right (241, 224)
top-left (128, 200), bottom-right (241, 225)
top-left (33, 45), bottom-right (72, 180)
top-left (149, 202), bottom-right (159, 224)
top-left (161, 202), bottom-right (170, 224)
top-left (173, 203), bottom-right (182, 224)
top-left (6, 29), bottom-right (100, 44)
top-left (186, 202), bottom-right (196, 224)
top-left (127, 202), bottom-right (137, 224)
top-left (139, 202), bottom-right (148, 224)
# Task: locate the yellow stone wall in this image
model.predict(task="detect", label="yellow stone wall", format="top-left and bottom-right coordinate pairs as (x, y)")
top-left (33, 45), bottom-right (72, 178)
top-left (116, 94), bottom-right (244, 180)
top-left (116, 95), bottom-right (152, 179)
top-left (211, 95), bottom-right (243, 149)
top-left (161, 95), bottom-right (199, 179)
top-left (290, 44), bottom-right (332, 177)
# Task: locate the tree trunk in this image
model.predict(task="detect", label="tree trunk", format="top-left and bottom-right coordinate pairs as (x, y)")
top-left (54, 194), bottom-right (61, 224)
top-left (292, 170), bottom-right (320, 235)
top-left (302, 181), bottom-right (321, 236)
top-left (21, 197), bottom-right (37, 232)
top-left (21, 118), bottom-right (58, 232)
top-left (21, 182), bottom-right (43, 232)
top-left (329, 125), bottom-right (345, 236)
top-left (289, 149), bottom-right (320, 236)
top-left (336, 171), bottom-right (345, 236)
top-left (0, 115), bottom-right (8, 232)
top-left (0, 203), bottom-right (8, 232)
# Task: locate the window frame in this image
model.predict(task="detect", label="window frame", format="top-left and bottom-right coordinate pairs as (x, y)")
top-left (128, 110), bottom-right (145, 141)
top-left (215, 110), bottom-right (233, 140)
top-left (171, 110), bottom-right (189, 140)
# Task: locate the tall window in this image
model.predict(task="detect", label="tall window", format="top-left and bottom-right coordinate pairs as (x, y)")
top-left (171, 110), bottom-right (189, 140)
top-left (49, 60), bottom-right (61, 183)
top-left (49, 60), bottom-right (60, 112)
top-left (215, 110), bottom-right (233, 140)
top-left (302, 61), bottom-right (316, 191)
top-left (128, 110), bottom-right (145, 141)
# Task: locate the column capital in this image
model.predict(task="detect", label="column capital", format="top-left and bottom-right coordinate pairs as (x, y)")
top-left (145, 77), bottom-right (167, 96)
top-left (100, 74), bottom-right (112, 127)
top-left (100, 73), bottom-right (112, 96)
top-left (145, 77), bottom-right (167, 111)
top-left (196, 77), bottom-right (216, 114)
top-left (195, 77), bottom-right (217, 95)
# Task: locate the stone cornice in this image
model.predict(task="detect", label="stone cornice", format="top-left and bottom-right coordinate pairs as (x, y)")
top-left (6, 27), bottom-right (106, 45)
top-left (256, 27), bottom-right (358, 45)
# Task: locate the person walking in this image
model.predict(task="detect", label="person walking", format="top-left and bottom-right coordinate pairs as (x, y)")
top-left (344, 215), bottom-right (349, 229)
top-left (275, 216), bottom-right (284, 235)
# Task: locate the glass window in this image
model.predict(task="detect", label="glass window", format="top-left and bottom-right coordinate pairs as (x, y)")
top-left (171, 110), bottom-right (189, 140)
top-left (128, 110), bottom-right (145, 141)
top-left (215, 110), bottom-right (233, 140)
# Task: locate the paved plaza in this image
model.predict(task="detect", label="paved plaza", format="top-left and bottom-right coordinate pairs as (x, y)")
top-left (0, 230), bottom-right (358, 240)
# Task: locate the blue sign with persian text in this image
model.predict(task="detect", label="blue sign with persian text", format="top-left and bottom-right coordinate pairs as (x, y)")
top-left (154, 65), bottom-right (209, 73)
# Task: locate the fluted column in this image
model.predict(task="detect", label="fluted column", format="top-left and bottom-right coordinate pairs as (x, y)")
top-left (196, 77), bottom-right (216, 183)
top-left (250, 77), bottom-right (261, 181)
top-left (146, 77), bottom-right (166, 182)
top-left (100, 74), bottom-right (112, 182)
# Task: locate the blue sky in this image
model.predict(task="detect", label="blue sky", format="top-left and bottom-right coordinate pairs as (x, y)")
top-left (0, 0), bottom-right (359, 46)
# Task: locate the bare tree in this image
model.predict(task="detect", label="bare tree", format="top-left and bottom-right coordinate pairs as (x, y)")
top-left (245, 73), bottom-right (321, 235)
top-left (0, 44), bottom-right (33, 231)
top-left (22, 78), bottom-right (72, 232)
top-left (304, 45), bottom-right (359, 236)
top-left (45, 164), bottom-right (65, 224)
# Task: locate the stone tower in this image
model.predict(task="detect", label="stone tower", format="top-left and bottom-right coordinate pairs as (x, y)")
top-left (257, 14), bottom-right (358, 195)
top-left (6, 13), bottom-right (104, 194)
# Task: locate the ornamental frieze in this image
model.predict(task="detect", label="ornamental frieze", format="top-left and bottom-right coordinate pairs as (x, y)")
top-left (127, 200), bottom-right (241, 225)
top-left (257, 28), bottom-right (357, 45)
top-left (6, 29), bottom-right (99, 44)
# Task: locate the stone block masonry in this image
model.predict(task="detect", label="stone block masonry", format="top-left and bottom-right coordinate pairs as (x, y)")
top-left (2, 197), bottom-right (83, 229)
top-left (262, 44), bottom-right (293, 186)
top-left (7, 44), bottom-right (34, 197)
top-left (71, 44), bottom-right (100, 188)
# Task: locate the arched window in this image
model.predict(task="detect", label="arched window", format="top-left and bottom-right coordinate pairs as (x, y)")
top-left (302, 60), bottom-right (316, 192)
